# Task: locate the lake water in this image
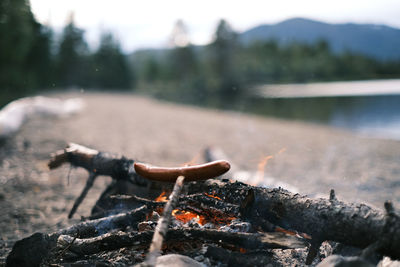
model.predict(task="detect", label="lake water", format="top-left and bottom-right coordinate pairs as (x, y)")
top-left (250, 79), bottom-right (400, 140)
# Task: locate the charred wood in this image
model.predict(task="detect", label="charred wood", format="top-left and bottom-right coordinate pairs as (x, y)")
top-left (55, 229), bottom-right (306, 257)
top-left (188, 179), bottom-right (400, 261)
top-left (94, 193), bottom-right (241, 221)
top-left (49, 143), bottom-right (147, 185)
top-left (47, 144), bottom-right (400, 261)
top-left (57, 205), bottom-right (149, 238)
top-left (5, 206), bottom-right (149, 267)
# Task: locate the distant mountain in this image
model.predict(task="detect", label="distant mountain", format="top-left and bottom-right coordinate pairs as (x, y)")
top-left (240, 18), bottom-right (400, 61)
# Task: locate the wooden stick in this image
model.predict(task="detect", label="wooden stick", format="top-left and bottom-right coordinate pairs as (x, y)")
top-left (48, 143), bottom-right (146, 185)
top-left (145, 176), bottom-right (185, 266)
top-left (68, 172), bottom-right (97, 218)
top-left (57, 205), bottom-right (149, 238)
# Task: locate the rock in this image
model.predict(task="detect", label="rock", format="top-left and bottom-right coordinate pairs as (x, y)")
top-left (317, 255), bottom-right (375, 267)
top-left (155, 254), bottom-right (205, 267)
top-left (6, 232), bottom-right (53, 267)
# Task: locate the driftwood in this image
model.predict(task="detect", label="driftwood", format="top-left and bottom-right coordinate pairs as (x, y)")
top-left (45, 143), bottom-right (400, 261)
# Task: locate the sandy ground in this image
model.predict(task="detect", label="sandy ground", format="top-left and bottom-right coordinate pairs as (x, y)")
top-left (1, 91), bottom-right (399, 264)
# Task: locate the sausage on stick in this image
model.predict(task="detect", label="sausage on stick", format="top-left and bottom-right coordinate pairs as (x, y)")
top-left (134, 160), bottom-right (230, 182)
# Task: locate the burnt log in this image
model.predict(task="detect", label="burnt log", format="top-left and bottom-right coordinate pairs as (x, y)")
top-left (49, 143), bottom-right (154, 217)
top-left (189, 179), bottom-right (400, 261)
top-left (49, 143), bottom-right (148, 185)
top-left (56, 228), bottom-right (306, 257)
top-left (57, 205), bottom-right (149, 238)
top-left (5, 205), bottom-right (149, 267)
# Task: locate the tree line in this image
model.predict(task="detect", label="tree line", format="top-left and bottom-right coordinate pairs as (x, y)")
top-left (135, 19), bottom-right (400, 107)
top-left (2, 0), bottom-right (400, 108)
top-left (0, 0), bottom-right (133, 106)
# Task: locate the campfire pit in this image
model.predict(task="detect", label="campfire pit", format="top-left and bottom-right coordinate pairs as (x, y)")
top-left (5, 143), bottom-right (400, 267)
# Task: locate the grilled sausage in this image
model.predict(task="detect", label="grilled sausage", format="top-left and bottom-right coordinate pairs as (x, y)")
top-left (134, 160), bottom-right (230, 182)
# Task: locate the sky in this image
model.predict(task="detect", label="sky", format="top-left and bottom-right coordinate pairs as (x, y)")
top-left (30, 0), bottom-right (400, 53)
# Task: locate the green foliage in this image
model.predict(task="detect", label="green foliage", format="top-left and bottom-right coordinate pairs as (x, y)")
top-left (0, 2), bottom-right (134, 107)
top-left (56, 18), bottom-right (90, 87)
top-left (208, 19), bottom-right (243, 103)
top-left (90, 32), bottom-right (133, 89)
top-left (0, 0), bottom-right (52, 105)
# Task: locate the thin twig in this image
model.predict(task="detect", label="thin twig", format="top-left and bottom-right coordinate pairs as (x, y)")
top-left (68, 172), bottom-right (97, 218)
top-left (145, 176), bottom-right (185, 266)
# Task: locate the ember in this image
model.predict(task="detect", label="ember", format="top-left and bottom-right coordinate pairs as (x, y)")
top-left (172, 209), bottom-right (205, 225)
top-left (204, 192), bottom-right (222, 201)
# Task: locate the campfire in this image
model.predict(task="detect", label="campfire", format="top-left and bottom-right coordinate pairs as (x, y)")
top-left (5, 143), bottom-right (400, 267)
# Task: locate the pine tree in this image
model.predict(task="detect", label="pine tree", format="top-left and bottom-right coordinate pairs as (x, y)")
top-left (209, 19), bottom-right (242, 102)
top-left (0, 0), bottom-right (53, 105)
top-left (92, 32), bottom-right (133, 89)
top-left (168, 20), bottom-right (198, 81)
top-left (56, 14), bottom-right (89, 87)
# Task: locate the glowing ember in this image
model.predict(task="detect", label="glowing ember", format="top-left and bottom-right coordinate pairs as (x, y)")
top-left (275, 226), bottom-right (296, 236)
top-left (155, 191), bottom-right (168, 202)
top-left (239, 248), bottom-right (247, 253)
top-left (172, 209), bottom-right (206, 224)
top-left (155, 190), bottom-right (235, 227)
top-left (204, 192), bottom-right (222, 201)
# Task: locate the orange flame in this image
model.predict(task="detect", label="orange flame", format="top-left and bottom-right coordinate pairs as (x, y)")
top-left (170, 207), bottom-right (236, 226)
top-left (277, 147), bottom-right (287, 155)
top-left (252, 155), bottom-right (273, 185)
top-left (154, 190), bottom-right (236, 227)
top-left (252, 148), bottom-right (286, 185)
top-left (155, 191), bottom-right (168, 202)
top-left (205, 193), bottom-right (222, 201)
top-left (172, 209), bottom-right (206, 224)
top-left (181, 153), bottom-right (201, 167)
top-left (257, 155), bottom-right (273, 174)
